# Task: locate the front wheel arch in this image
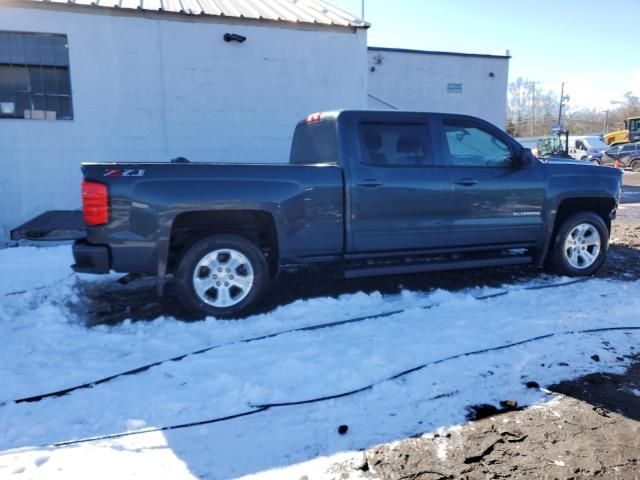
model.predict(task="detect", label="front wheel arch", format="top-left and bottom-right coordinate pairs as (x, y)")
top-left (547, 212), bottom-right (608, 276)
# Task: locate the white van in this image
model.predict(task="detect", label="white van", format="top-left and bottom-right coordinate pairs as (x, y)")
top-left (566, 136), bottom-right (609, 161)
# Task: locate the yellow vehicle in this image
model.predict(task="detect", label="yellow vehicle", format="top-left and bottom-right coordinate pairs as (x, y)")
top-left (604, 116), bottom-right (640, 146)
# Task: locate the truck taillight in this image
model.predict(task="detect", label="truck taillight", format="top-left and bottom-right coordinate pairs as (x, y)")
top-left (82, 180), bottom-right (109, 226)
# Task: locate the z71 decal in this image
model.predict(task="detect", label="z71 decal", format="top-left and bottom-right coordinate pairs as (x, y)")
top-left (104, 168), bottom-right (146, 177)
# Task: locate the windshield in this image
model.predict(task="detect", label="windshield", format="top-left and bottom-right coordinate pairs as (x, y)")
top-left (583, 137), bottom-right (608, 150)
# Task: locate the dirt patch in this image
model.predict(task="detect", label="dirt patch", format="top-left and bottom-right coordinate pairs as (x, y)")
top-left (355, 357), bottom-right (640, 480)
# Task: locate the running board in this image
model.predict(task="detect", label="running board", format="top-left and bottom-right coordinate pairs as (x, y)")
top-left (344, 255), bottom-right (533, 279)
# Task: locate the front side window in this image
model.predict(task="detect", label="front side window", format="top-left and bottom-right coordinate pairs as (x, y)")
top-left (359, 123), bottom-right (431, 167)
top-left (606, 146), bottom-right (620, 156)
top-left (0, 31), bottom-right (73, 120)
top-left (444, 121), bottom-right (513, 167)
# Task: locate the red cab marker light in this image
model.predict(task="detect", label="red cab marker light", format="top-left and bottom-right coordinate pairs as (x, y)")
top-left (82, 180), bottom-right (109, 226)
top-left (305, 112), bottom-right (322, 124)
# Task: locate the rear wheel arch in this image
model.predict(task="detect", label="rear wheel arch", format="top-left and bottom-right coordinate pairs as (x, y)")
top-left (175, 233), bottom-right (270, 318)
top-left (167, 209), bottom-right (280, 276)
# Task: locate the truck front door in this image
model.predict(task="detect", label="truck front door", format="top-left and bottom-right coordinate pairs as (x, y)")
top-left (346, 117), bottom-right (451, 252)
top-left (437, 116), bottom-right (546, 247)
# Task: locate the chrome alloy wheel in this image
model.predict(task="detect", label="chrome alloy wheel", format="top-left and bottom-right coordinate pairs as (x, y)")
top-left (563, 223), bottom-right (601, 270)
top-left (192, 249), bottom-right (255, 308)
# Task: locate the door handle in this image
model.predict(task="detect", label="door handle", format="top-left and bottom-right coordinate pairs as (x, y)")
top-left (454, 178), bottom-right (478, 187)
top-left (357, 179), bottom-right (383, 188)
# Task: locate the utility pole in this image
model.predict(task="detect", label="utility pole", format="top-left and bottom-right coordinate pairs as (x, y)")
top-left (603, 110), bottom-right (609, 134)
top-left (361, 0), bottom-right (365, 19)
top-left (531, 82), bottom-right (536, 136)
top-left (557, 82), bottom-right (565, 125)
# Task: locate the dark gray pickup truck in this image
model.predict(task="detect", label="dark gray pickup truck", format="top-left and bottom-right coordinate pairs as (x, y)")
top-left (70, 110), bottom-right (621, 317)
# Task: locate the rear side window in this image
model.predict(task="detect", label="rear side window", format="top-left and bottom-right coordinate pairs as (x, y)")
top-left (358, 123), bottom-right (432, 167)
top-left (289, 121), bottom-right (338, 165)
top-left (443, 121), bottom-right (513, 167)
top-left (622, 145), bottom-right (635, 152)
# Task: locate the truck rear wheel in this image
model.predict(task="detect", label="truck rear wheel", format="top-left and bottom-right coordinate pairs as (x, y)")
top-left (175, 234), bottom-right (269, 318)
top-left (548, 212), bottom-right (608, 276)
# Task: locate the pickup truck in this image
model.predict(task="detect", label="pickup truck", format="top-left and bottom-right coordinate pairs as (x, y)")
top-left (71, 110), bottom-right (622, 317)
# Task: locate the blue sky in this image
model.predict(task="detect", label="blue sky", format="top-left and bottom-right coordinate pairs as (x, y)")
top-left (330, 0), bottom-right (640, 110)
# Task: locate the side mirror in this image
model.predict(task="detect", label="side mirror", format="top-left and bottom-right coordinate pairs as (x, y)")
top-left (516, 148), bottom-right (534, 167)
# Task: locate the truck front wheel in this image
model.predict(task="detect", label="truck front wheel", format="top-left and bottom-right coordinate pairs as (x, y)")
top-left (548, 212), bottom-right (608, 276)
top-left (175, 234), bottom-right (269, 318)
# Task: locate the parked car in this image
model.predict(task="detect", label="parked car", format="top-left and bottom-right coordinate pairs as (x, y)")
top-left (602, 144), bottom-right (622, 164)
top-left (601, 143), bottom-right (640, 171)
top-left (16, 110), bottom-right (624, 318)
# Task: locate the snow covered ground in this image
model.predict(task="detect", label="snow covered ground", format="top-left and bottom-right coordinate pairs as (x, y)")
top-left (0, 245), bottom-right (639, 479)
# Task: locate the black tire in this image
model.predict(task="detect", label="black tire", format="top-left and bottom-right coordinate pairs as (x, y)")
top-left (630, 158), bottom-right (640, 172)
top-left (548, 212), bottom-right (608, 276)
top-left (175, 234), bottom-right (269, 318)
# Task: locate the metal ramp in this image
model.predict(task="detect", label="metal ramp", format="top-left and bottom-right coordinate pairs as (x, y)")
top-left (10, 210), bottom-right (85, 241)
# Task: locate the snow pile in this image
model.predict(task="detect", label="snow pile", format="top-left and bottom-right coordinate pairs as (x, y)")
top-left (0, 245), bottom-right (638, 479)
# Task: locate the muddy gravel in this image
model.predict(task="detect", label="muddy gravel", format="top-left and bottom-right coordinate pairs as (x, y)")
top-left (349, 358), bottom-right (640, 480)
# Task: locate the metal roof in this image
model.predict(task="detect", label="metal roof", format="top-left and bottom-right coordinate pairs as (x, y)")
top-left (369, 46), bottom-right (511, 60)
top-left (19, 0), bottom-right (368, 28)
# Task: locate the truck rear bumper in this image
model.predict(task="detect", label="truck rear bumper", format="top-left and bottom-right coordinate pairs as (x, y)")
top-left (72, 240), bottom-right (111, 274)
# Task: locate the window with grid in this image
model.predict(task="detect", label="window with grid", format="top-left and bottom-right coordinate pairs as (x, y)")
top-left (0, 31), bottom-right (73, 120)
top-left (447, 82), bottom-right (463, 94)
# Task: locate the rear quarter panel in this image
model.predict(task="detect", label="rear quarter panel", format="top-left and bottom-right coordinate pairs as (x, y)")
top-left (82, 163), bottom-right (344, 275)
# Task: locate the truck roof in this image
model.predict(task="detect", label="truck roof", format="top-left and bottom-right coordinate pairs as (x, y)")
top-left (295, 109), bottom-right (489, 127)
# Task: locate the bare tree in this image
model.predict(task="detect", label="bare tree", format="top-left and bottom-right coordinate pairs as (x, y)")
top-left (507, 80), bottom-right (638, 137)
top-left (507, 78), bottom-right (559, 137)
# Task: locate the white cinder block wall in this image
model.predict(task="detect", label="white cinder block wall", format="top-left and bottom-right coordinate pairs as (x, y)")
top-left (367, 47), bottom-right (509, 128)
top-left (0, 5), bottom-right (367, 239)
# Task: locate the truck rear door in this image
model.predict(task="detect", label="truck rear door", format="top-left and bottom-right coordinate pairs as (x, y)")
top-left (343, 113), bottom-right (451, 253)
